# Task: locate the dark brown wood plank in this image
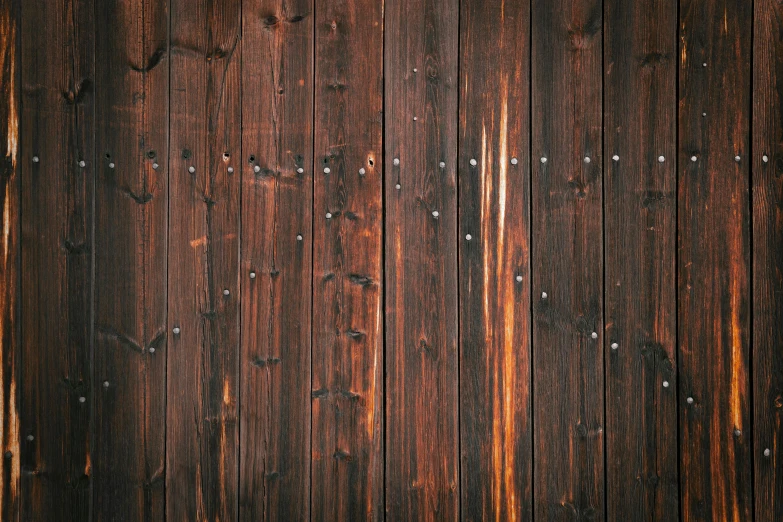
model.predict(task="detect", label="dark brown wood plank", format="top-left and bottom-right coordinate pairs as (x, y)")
top-left (311, 0), bottom-right (384, 519)
top-left (603, 0), bottom-right (678, 519)
top-left (531, 0), bottom-right (604, 519)
top-left (458, 0), bottom-right (532, 519)
top-left (384, 0), bottom-right (459, 518)
top-left (19, 0), bottom-right (94, 519)
top-left (753, 0), bottom-right (783, 518)
top-left (0, 0), bottom-right (20, 518)
top-left (167, 1), bottom-right (241, 520)
top-left (678, 0), bottom-right (752, 520)
top-left (92, 0), bottom-right (168, 519)
top-left (239, 2), bottom-right (313, 520)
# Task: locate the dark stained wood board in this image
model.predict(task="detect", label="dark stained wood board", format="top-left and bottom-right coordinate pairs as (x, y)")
top-left (384, 0), bottom-right (460, 518)
top-left (603, 0), bottom-right (679, 519)
top-left (92, 0), bottom-right (169, 519)
top-left (458, 0), bottom-right (532, 520)
top-left (239, 1), bottom-right (314, 520)
top-left (753, 0), bottom-right (783, 519)
top-left (19, 0), bottom-right (94, 519)
top-left (311, 0), bottom-right (384, 520)
top-left (678, 0), bottom-right (753, 520)
top-left (166, 0), bottom-right (241, 519)
top-left (531, 0), bottom-right (605, 519)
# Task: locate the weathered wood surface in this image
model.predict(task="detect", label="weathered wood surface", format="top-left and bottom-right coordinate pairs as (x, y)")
top-left (167, 0), bottom-right (240, 519)
top-left (312, 0), bottom-right (384, 520)
top-left (239, 1), bottom-right (313, 520)
top-left (458, 0), bottom-right (532, 520)
top-left (753, 0), bottom-right (783, 520)
top-left (604, 0), bottom-right (679, 519)
top-left (92, 0), bottom-right (169, 519)
top-left (531, 0), bottom-right (604, 519)
top-left (678, 0), bottom-right (753, 520)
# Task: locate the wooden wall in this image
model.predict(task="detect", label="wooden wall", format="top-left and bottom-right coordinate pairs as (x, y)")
top-left (1, 0), bottom-right (781, 520)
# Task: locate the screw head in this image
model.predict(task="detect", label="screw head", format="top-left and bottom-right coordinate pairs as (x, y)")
top-left (108, 162), bottom-right (115, 169)
top-left (254, 165), bottom-right (261, 173)
top-left (296, 234), bottom-right (303, 241)
top-left (32, 155), bottom-right (39, 163)
top-left (79, 396), bottom-right (86, 403)
top-left (359, 167), bottom-right (366, 175)
top-left (223, 289), bottom-right (230, 296)
top-left (663, 380), bottom-right (670, 388)
top-left (687, 397), bottom-right (694, 404)
top-left (591, 332), bottom-right (598, 339)
top-left (691, 156), bottom-right (697, 162)
top-left (612, 155), bottom-right (619, 161)
top-left (326, 212), bottom-right (332, 219)
top-left (511, 157), bottom-right (518, 165)
top-left (172, 326), bottom-right (181, 335)
top-left (658, 155), bottom-right (665, 163)
top-left (439, 161), bottom-right (446, 168)
top-left (249, 271), bottom-right (256, 279)
top-left (188, 166), bottom-right (196, 173)
top-left (393, 158), bottom-right (400, 166)
top-left (465, 234), bottom-right (472, 241)
top-left (470, 158), bottom-right (477, 166)
top-left (765, 448), bottom-right (771, 457)
top-left (763, 155), bottom-right (769, 163)
top-left (432, 210), bottom-right (439, 218)
top-left (297, 167), bottom-right (304, 174)
top-left (611, 342), bottom-right (618, 350)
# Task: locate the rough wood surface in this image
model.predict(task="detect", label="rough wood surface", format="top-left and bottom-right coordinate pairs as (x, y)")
top-left (167, 0), bottom-right (241, 520)
top-left (531, 0), bottom-right (605, 519)
top-left (92, 0), bottom-right (169, 519)
top-left (311, 0), bottom-right (384, 520)
top-left (604, 0), bottom-right (679, 519)
top-left (19, 0), bottom-right (94, 519)
top-left (678, 0), bottom-right (752, 520)
top-left (239, 1), bottom-right (313, 520)
top-left (458, 0), bottom-right (532, 520)
top-left (384, 0), bottom-right (460, 519)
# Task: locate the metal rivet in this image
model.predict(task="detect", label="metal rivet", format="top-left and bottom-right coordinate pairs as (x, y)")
top-left (511, 157), bottom-right (518, 165)
top-left (108, 162), bottom-right (115, 169)
top-left (172, 326), bottom-right (181, 335)
top-left (465, 234), bottom-right (472, 240)
top-left (326, 212), bottom-right (332, 219)
top-left (188, 166), bottom-right (196, 173)
top-left (763, 155), bottom-right (769, 163)
top-left (470, 158), bottom-right (477, 166)
top-left (103, 381), bottom-right (110, 388)
top-left (516, 275), bottom-right (523, 282)
top-left (541, 292), bottom-right (548, 299)
top-left (612, 155), bottom-right (619, 161)
top-left (79, 160), bottom-right (86, 168)
top-left (297, 234), bottom-right (303, 241)
top-left (249, 271), bottom-right (256, 279)
top-left (149, 347), bottom-right (155, 354)
top-left (228, 166), bottom-right (234, 173)
top-left (79, 396), bottom-right (86, 403)
top-left (591, 332), bottom-right (598, 339)
top-left (393, 158), bottom-right (400, 166)
top-left (26, 435), bottom-right (33, 441)
top-left (658, 155), bottom-right (665, 163)
top-left (541, 157), bottom-right (548, 164)
top-left (735, 429), bottom-right (742, 437)
top-left (32, 155), bottom-right (39, 163)
top-left (691, 156), bottom-right (697, 162)
top-left (663, 380), bottom-right (670, 388)
top-left (153, 162), bottom-right (160, 170)
top-left (687, 397), bottom-right (694, 404)
top-left (297, 167), bottom-right (304, 174)
top-left (735, 155), bottom-right (741, 162)
top-left (223, 289), bottom-right (230, 296)
top-left (432, 210), bottom-right (439, 218)
top-left (395, 183), bottom-right (401, 190)
top-left (439, 161), bottom-right (446, 168)
top-left (611, 342), bottom-right (618, 350)
top-left (584, 156), bottom-right (591, 164)
top-left (323, 167), bottom-right (330, 174)
top-left (254, 165), bottom-right (261, 173)
top-left (764, 448), bottom-right (771, 457)
top-left (359, 168), bottom-right (366, 175)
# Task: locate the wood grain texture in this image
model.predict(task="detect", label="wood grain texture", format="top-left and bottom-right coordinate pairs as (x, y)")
top-left (0, 0), bottom-right (19, 518)
top-left (19, 0), bottom-right (94, 518)
top-left (239, 1), bottom-right (313, 520)
top-left (531, 0), bottom-right (604, 519)
top-left (312, 0), bottom-right (384, 520)
top-left (167, 0), bottom-right (241, 520)
top-left (92, 0), bottom-right (168, 519)
top-left (678, 0), bottom-right (752, 520)
top-left (458, 0), bottom-right (532, 520)
top-left (753, 0), bottom-right (783, 519)
top-left (384, 0), bottom-right (459, 518)
top-left (603, 0), bottom-right (678, 519)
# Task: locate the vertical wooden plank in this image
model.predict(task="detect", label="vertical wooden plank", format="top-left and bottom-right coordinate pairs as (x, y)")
top-left (19, 0), bottom-right (93, 518)
top-left (678, 0), bottom-right (752, 520)
top-left (754, 0), bottom-right (783, 518)
top-left (603, 0), bottom-right (678, 519)
top-left (311, 0), bottom-right (384, 520)
top-left (92, 0), bottom-right (168, 519)
top-left (384, 0), bottom-right (459, 518)
top-left (0, 0), bottom-right (19, 518)
top-left (239, 1), bottom-right (313, 519)
top-left (167, 0), bottom-right (241, 519)
top-left (531, 0), bottom-right (604, 519)
top-left (458, 0), bottom-right (532, 520)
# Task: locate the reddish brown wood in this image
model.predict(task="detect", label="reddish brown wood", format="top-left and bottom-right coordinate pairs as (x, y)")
top-left (678, 0), bottom-right (752, 520)
top-left (92, 0), bottom-right (169, 519)
top-left (0, 1), bottom-right (19, 519)
top-left (604, 0), bottom-right (679, 519)
top-left (311, 0), bottom-right (384, 519)
top-left (458, 0), bottom-right (532, 519)
top-left (239, 1), bottom-right (313, 520)
top-left (753, 0), bottom-right (783, 519)
top-left (167, 0), bottom-right (241, 519)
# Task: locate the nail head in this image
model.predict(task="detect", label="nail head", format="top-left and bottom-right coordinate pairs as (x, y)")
top-left (249, 271), bottom-right (256, 279)
top-left (393, 158), bottom-right (400, 166)
top-left (79, 160), bottom-right (86, 168)
top-left (612, 155), bottom-right (619, 161)
top-left (79, 396), bottom-right (86, 403)
top-left (591, 332), bottom-right (598, 339)
top-left (326, 212), bottom-right (332, 219)
top-left (470, 158), bottom-right (477, 166)
top-left (172, 327), bottom-right (181, 335)
top-left (691, 156), bottom-right (697, 162)
top-left (687, 397), bottom-right (694, 404)
top-left (153, 162), bottom-right (160, 170)
top-left (658, 155), bottom-right (665, 163)
top-left (297, 234), bottom-right (303, 241)
top-left (663, 380), bottom-right (670, 388)
top-left (465, 234), bottom-right (472, 240)
top-left (541, 157), bottom-right (548, 164)
top-left (149, 347), bottom-right (155, 353)
top-left (541, 292), bottom-right (548, 299)
top-left (432, 210), bottom-right (439, 218)
top-left (439, 161), bottom-right (446, 168)
top-left (395, 183), bottom-right (401, 190)
top-left (763, 155), bottom-right (769, 163)
top-left (359, 167), bottom-right (366, 175)
top-left (223, 289), bottom-right (230, 296)
top-left (26, 435), bottom-right (33, 441)
top-left (511, 157), bottom-right (518, 165)
top-left (32, 155), bottom-right (39, 163)
top-left (611, 342), bottom-right (618, 350)
top-left (323, 167), bottom-right (330, 174)
top-left (108, 162), bottom-right (115, 169)
top-left (254, 165), bottom-right (261, 173)
top-left (765, 448), bottom-right (771, 457)
top-left (103, 381), bottom-right (110, 388)
top-left (188, 166), bottom-right (196, 173)
top-left (735, 155), bottom-right (741, 162)
top-left (735, 429), bottom-right (742, 437)
top-left (584, 156), bottom-right (591, 164)
top-left (228, 166), bottom-right (234, 173)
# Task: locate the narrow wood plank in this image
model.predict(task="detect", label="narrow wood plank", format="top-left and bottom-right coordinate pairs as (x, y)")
top-left (384, 0), bottom-right (459, 518)
top-left (0, 1), bottom-right (20, 518)
top-left (458, 0), bottom-right (532, 519)
top-left (678, 0), bottom-right (752, 520)
top-left (19, 0), bottom-right (94, 518)
top-left (754, 0), bottom-right (783, 517)
top-left (603, 0), bottom-right (678, 519)
top-left (166, 1), bottom-right (241, 520)
top-left (311, 0), bottom-right (384, 520)
top-left (92, 0), bottom-right (168, 519)
top-left (531, 0), bottom-right (604, 519)
top-left (239, 2), bottom-right (313, 519)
